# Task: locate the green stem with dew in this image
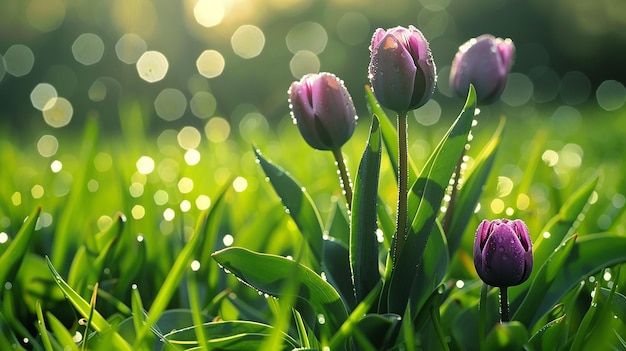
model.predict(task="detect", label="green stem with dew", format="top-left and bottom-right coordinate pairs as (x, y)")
top-left (332, 148), bottom-right (353, 211)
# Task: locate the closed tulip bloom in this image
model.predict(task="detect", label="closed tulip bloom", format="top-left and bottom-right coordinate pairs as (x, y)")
top-left (450, 34), bottom-right (515, 104)
top-left (288, 72), bottom-right (357, 150)
top-left (473, 219), bottom-right (533, 288)
top-left (368, 25), bottom-right (437, 113)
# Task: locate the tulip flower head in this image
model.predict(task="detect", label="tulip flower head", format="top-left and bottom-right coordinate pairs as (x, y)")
top-left (288, 72), bottom-right (357, 151)
top-left (368, 25), bottom-right (437, 113)
top-left (450, 34), bottom-right (515, 105)
top-left (473, 219), bottom-right (533, 288)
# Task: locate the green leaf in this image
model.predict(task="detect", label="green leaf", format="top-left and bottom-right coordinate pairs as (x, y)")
top-left (323, 238), bottom-right (357, 311)
top-left (411, 219), bottom-right (449, 317)
top-left (524, 234), bottom-right (626, 327)
top-left (0, 206), bottom-right (41, 288)
top-left (356, 313), bottom-right (401, 350)
top-left (387, 86), bottom-right (476, 315)
top-left (484, 321), bottom-right (529, 351)
top-left (570, 282), bottom-right (602, 351)
top-left (46, 312), bottom-right (80, 351)
top-left (364, 85), bottom-right (417, 185)
top-left (163, 320), bottom-right (299, 350)
top-left (528, 315), bottom-right (567, 351)
top-left (46, 257), bottom-right (133, 351)
top-left (513, 234), bottom-right (577, 326)
top-left (211, 247), bottom-right (348, 335)
top-left (350, 116), bottom-right (382, 302)
top-left (254, 148), bottom-right (324, 270)
top-left (600, 288), bottom-right (626, 324)
top-left (445, 117), bottom-right (504, 255)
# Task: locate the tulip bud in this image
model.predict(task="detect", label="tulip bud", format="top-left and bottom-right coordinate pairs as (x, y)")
top-left (288, 72), bottom-right (357, 150)
top-left (368, 25), bottom-right (437, 113)
top-left (450, 34), bottom-right (515, 104)
top-left (473, 219), bottom-right (533, 288)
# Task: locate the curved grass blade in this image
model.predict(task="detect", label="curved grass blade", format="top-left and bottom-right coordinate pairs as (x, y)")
top-left (0, 206), bottom-right (41, 288)
top-left (364, 85), bottom-right (417, 185)
top-left (446, 117), bottom-right (504, 255)
top-left (512, 234), bottom-right (577, 326)
top-left (211, 247), bottom-right (348, 336)
top-left (387, 86), bottom-right (476, 315)
top-left (46, 257), bottom-right (132, 351)
top-left (521, 234), bottom-right (626, 327)
top-left (254, 147), bottom-right (324, 271)
top-left (163, 320), bottom-right (299, 350)
top-left (351, 116), bottom-right (382, 302)
top-left (528, 314), bottom-right (567, 351)
top-left (35, 300), bottom-right (54, 351)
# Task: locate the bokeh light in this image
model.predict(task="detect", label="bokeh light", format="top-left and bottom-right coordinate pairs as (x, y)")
top-left (194, 0), bottom-right (230, 28)
top-left (26, 0), bottom-right (66, 32)
top-left (37, 135), bottom-right (59, 157)
top-left (115, 33), bottom-right (147, 64)
top-left (42, 97), bottom-right (73, 128)
top-left (289, 50), bottom-right (320, 78)
top-left (136, 156), bottom-right (155, 175)
top-left (195, 195), bottom-right (211, 210)
top-left (231, 24), bottom-right (265, 59)
top-left (136, 51), bottom-right (169, 83)
top-left (286, 22), bottom-right (328, 54)
top-left (190, 91), bottom-right (217, 118)
top-left (501, 73), bottom-right (534, 107)
top-left (4, 45), bottom-right (35, 77)
top-left (596, 80), bottom-right (626, 111)
top-left (154, 89), bottom-right (187, 121)
top-left (204, 117), bottom-right (230, 143)
top-left (30, 83), bottom-right (58, 111)
top-left (177, 126), bottom-right (202, 150)
top-left (196, 50), bottom-right (225, 78)
top-left (336, 12), bottom-right (370, 46)
top-left (72, 33), bottom-right (105, 66)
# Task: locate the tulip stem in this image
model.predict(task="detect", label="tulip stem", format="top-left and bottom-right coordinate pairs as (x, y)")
top-left (499, 286), bottom-right (509, 322)
top-left (332, 148), bottom-right (353, 211)
top-left (479, 283), bottom-right (488, 351)
top-left (394, 111), bottom-right (409, 264)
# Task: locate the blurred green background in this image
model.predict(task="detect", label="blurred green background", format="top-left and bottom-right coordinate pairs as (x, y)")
top-left (1, 0), bottom-right (625, 136)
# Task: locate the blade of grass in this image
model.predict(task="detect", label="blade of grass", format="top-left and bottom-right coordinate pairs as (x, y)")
top-left (254, 147), bottom-right (324, 271)
top-left (350, 115), bottom-right (382, 303)
top-left (0, 206), bottom-right (41, 286)
top-left (35, 301), bottom-right (54, 351)
top-left (46, 257), bottom-right (132, 351)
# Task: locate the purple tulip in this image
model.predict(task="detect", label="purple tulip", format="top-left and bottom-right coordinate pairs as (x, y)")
top-left (368, 25), bottom-right (437, 113)
top-left (473, 219), bottom-right (533, 288)
top-left (288, 72), bottom-right (357, 150)
top-left (450, 34), bottom-right (515, 104)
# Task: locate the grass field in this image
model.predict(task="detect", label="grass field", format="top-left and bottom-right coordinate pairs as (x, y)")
top-left (1, 87), bottom-right (626, 350)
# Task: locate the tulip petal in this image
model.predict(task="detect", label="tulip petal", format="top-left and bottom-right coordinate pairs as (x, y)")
top-left (369, 33), bottom-right (417, 113)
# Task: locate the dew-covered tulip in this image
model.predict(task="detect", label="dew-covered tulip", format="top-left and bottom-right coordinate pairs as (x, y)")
top-left (368, 25), bottom-right (437, 113)
top-left (450, 34), bottom-right (515, 104)
top-left (288, 72), bottom-right (357, 151)
top-left (473, 219), bottom-right (533, 288)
